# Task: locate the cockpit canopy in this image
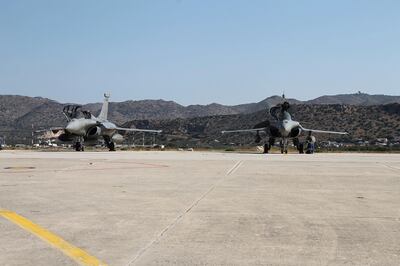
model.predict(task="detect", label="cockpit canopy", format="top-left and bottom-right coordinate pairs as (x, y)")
top-left (63, 105), bottom-right (92, 120)
top-left (82, 110), bottom-right (92, 119)
top-left (269, 101), bottom-right (292, 121)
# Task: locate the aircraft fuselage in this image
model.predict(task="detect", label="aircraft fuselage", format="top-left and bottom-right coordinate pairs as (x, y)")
top-left (63, 118), bottom-right (122, 143)
top-left (267, 118), bottom-right (301, 139)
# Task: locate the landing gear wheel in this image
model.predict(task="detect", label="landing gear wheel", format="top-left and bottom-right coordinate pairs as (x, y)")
top-left (75, 142), bottom-right (84, 152)
top-left (108, 141), bottom-right (115, 151)
top-left (103, 136), bottom-right (116, 151)
top-left (263, 143), bottom-right (269, 154)
top-left (266, 137), bottom-right (275, 154)
top-left (280, 139), bottom-right (288, 154)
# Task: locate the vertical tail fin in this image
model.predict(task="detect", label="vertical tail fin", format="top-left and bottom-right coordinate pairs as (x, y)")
top-left (98, 93), bottom-right (110, 121)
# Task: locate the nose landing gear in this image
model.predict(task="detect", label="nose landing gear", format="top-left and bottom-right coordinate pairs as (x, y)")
top-left (263, 137), bottom-right (275, 153)
top-left (280, 139), bottom-right (288, 154)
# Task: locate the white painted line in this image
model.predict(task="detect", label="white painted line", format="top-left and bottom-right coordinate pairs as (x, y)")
top-left (226, 160), bottom-right (243, 176)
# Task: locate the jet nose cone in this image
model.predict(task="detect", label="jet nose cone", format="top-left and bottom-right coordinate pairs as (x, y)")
top-left (65, 124), bottom-right (73, 134)
top-left (282, 120), bottom-right (290, 130)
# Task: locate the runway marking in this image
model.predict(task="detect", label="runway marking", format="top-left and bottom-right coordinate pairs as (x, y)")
top-left (0, 163), bottom-right (168, 174)
top-left (226, 160), bottom-right (244, 175)
top-left (127, 160), bottom-right (244, 265)
top-left (0, 209), bottom-right (107, 266)
top-left (3, 166), bottom-right (36, 170)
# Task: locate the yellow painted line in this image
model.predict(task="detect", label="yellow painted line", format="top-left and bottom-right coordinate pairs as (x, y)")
top-left (0, 209), bottom-right (107, 266)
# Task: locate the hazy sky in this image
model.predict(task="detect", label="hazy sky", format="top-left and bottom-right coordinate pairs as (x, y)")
top-left (0, 0), bottom-right (399, 105)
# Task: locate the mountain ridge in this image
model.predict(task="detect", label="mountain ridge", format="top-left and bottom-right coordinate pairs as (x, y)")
top-left (1, 92), bottom-right (399, 144)
top-left (122, 103), bottom-right (400, 147)
top-left (2, 92), bottom-right (399, 125)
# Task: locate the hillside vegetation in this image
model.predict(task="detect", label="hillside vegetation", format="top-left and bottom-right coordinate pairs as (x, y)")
top-left (0, 93), bottom-right (399, 144)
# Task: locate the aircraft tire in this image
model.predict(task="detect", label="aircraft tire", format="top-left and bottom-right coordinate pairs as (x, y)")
top-left (263, 143), bottom-right (269, 154)
top-left (109, 142), bottom-right (115, 152)
top-left (75, 142), bottom-right (81, 152)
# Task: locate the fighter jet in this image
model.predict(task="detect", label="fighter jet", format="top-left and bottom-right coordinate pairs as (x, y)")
top-left (221, 95), bottom-right (348, 154)
top-left (42, 93), bottom-right (162, 151)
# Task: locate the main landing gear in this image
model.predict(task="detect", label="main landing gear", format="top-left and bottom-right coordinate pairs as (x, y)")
top-left (103, 136), bottom-right (116, 151)
top-left (74, 139), bottom-right (84, 152)
top-left (263, 137), bottom-right (275, 154)
top-left (262, 137), bottom-right (314, 154)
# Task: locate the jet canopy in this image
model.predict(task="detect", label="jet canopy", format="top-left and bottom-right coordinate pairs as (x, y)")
top-left (269, 101), bottom-right (292, 121)
top-left (63, 105), bottom-right (92, 120)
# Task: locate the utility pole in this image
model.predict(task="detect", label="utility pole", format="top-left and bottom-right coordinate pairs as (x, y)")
top-left (142, 132), bottom-right (145, 147)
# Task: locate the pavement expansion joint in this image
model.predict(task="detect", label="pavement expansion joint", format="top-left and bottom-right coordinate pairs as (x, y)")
top-left (126, 160), bottom-right (244, 265)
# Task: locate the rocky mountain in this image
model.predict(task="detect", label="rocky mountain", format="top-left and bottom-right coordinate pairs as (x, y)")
top-left (306, 93), bottom-right (400, 105)
top-left (0, 95), bottom-right (52, 126)
top-left (0, 94), bottom-right (298, 137)
top-left (1, 93), bottom-right (399, 144)
top-left (230, 96), bottom-right (301, 114)
top-left (2, 92), bottom-right (399, 125)
top-left (93, 100), bottom-right (241, 124)
top-left (123, 103), bottom-right (400, 147)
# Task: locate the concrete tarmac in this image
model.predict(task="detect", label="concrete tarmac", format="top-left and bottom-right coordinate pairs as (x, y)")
top-left (0, 151), bottom-right (399, 265)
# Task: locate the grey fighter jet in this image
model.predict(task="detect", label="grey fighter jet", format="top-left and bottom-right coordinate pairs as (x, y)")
top-left (221, 96), bottom-right (348, 154)
top-left (46, 93), bottom-right (161, 151)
